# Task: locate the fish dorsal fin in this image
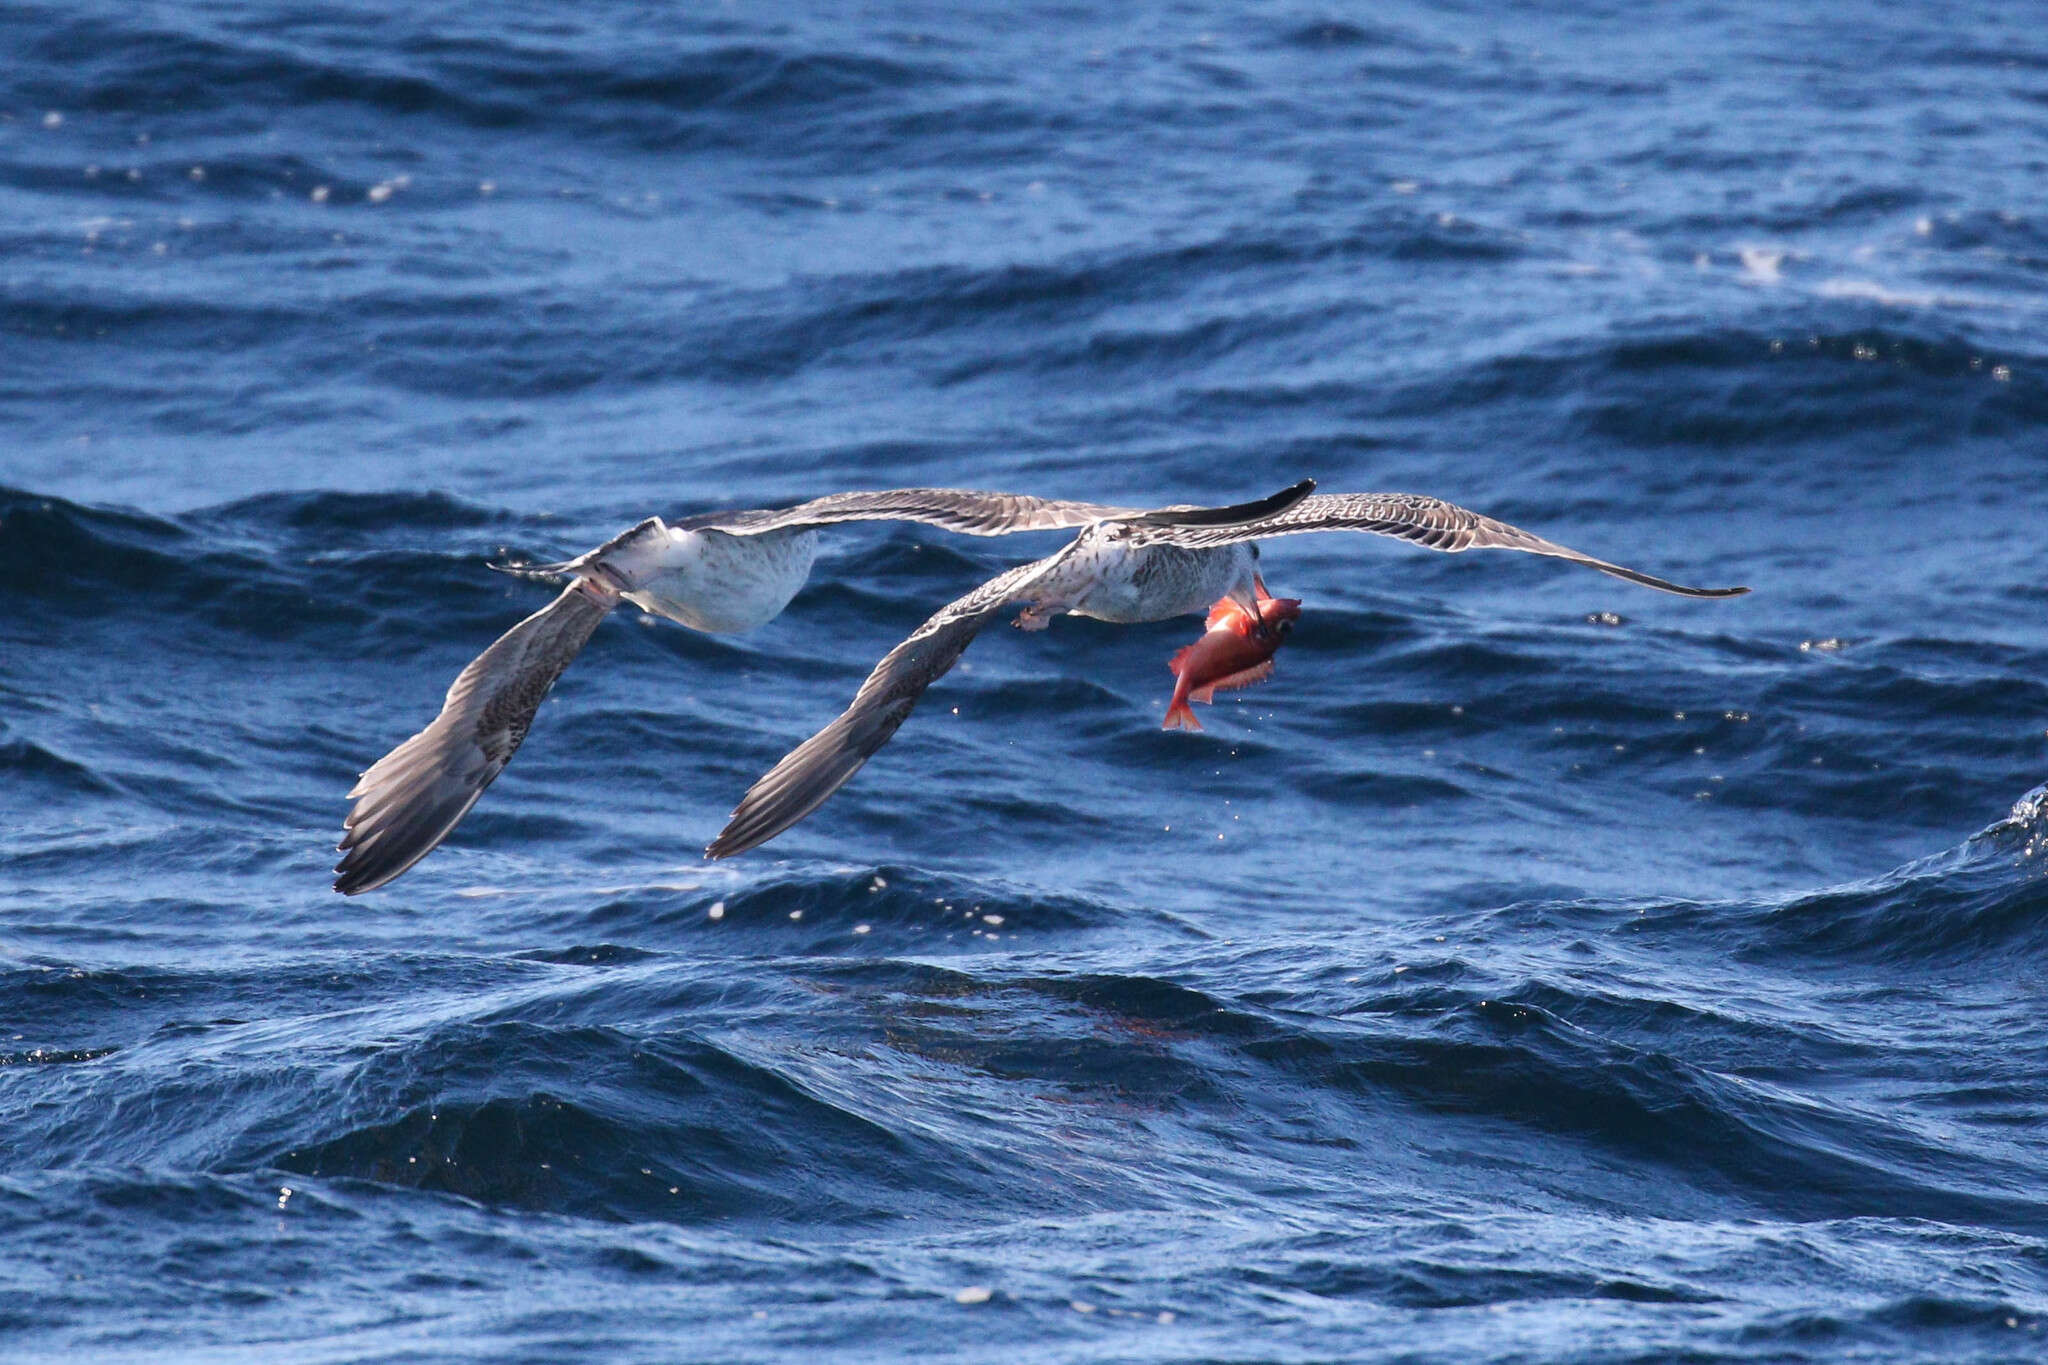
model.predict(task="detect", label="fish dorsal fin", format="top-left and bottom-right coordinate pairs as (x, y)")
top-left (1205, 598), bottom-right (1252, 631)
top-left (1167, 641), bottom-right (1200, 674)
top-left (1189, 659), bottom-right (1275, 704)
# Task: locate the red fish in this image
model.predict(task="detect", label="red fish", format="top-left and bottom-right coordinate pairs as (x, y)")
top-left (1162, 594), bottom-right (1302, 731)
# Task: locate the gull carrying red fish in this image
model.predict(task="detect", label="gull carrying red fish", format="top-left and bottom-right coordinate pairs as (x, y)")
top-left (1161, 591), bottom-right (1303, 731)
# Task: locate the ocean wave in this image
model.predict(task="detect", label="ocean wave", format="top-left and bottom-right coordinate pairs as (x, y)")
top-left (576, 865), bottom-right (1136, 945)
top-left (290, 217), bottom-right (1522, 398)
top-left (1557, 788), bottom-right (2048, 977)
top-left (268, 1020), bottom-right (929, 1223)
top-left (1363, 323), bottom-right (2045, 447)
top-left (1270, 20), bottom-right (1425, 52)
top-left (206, 487), bottom-right (511, 534)
top-left (1737, 789), bottom-right (2048, 968)
top-left (0, 735), bottom-right (121, 797)
top-left (11, 13), bottom-right (946, 151)
top-left (0, 485), bottom-right (563, 642)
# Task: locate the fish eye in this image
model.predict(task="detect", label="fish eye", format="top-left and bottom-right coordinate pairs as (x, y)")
top-left (1275, 619), bottom-right (1293, 636)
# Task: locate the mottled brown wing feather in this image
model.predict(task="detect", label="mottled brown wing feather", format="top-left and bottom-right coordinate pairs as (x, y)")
top-left (704, 554), bottom-right (1063, 859)
top-left (334, 581), bottom-right (615, 895)
top-left (1137, 492), bottom-right (1748, 598)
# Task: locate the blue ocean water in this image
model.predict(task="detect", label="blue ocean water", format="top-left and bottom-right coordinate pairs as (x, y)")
top-left (5, 0), bottom-right (2048, 1358)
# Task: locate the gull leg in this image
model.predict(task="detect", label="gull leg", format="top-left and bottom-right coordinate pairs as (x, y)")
top-left (1011, 598), bottom-right (1074, 631)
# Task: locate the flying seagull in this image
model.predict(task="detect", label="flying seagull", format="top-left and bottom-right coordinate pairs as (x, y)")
top-left (333, 482), bottom-right (1314, 895)
top-left (706, 491), bottom-right (1747, 858)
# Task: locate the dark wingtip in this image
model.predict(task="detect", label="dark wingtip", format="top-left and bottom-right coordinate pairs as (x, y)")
top-left (704, 804), bottom-right (782, 860)
top-left (704, 823), bottom-right (770, 860)
top-left (332, 840), bottom-right (432, 896)
top-left (331, 856), bottom-right (378, 896)
top-left (1589, 558), bottom-right (1753, 600)
top-left (1662, 581), bottom-right (1750, 599)
top-left (332, 839), bottom-right (397, 895)
top-left (1130, 478), bottom-right (1316, 528)
top-left (703, 804), bottom-right (762, 860)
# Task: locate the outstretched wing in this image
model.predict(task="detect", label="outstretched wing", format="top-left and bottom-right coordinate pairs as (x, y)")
top-left (671, 488), bottom-right (1137, 538)
top-left (498, 483), bottom-right (1318, 579)
top-left (704, 554), bottom-right (1065, 859)
top-left (334, 581), bottom-right (617, 895)
top-left (1136, 492), bottom-right (1747, 598)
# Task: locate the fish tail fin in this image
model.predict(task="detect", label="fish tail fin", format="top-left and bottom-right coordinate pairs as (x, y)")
top-left (1162, 698), bottom-right (1203, 731)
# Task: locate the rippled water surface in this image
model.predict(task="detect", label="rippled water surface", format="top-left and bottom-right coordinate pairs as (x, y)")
top-left (6, 2), bottom-right (2048, 1360)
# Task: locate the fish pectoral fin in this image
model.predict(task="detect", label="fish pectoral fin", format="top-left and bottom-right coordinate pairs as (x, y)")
top-left (1189, 660), bottom-right (1275, 704)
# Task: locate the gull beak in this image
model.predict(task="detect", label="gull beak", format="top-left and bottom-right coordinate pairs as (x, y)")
top-left (1228, 579), bottom-right (1273, 642)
